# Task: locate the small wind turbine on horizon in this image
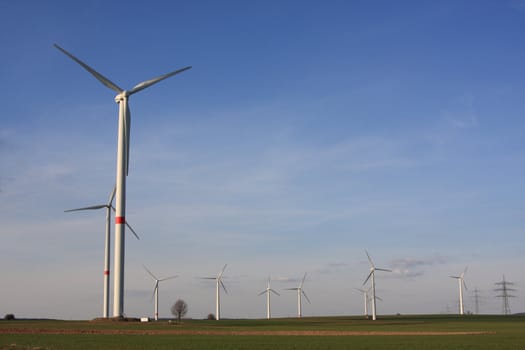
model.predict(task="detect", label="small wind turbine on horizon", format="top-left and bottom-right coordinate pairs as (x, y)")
top-left (258, 275), bottom-right (280, 319)
top-left (285, 273), bottom-right (310, 318)
top-left (363, 250), bottom-right (391, 321)
top-left (143, 265), bottom-right (178, 321)
top-left (64, 186), bottom-right (139, 318)
top-left (55, 44), bottom-right (191, 317)
top-left (449, 267), bottom-right (468, 315)
top-left (202, 264), bottom-right (228, 320)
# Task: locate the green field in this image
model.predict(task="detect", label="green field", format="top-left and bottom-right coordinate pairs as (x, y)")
top-left (1, 315), bottom-right (524, 350)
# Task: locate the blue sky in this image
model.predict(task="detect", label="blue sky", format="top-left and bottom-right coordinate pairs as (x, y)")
top-left (1, 0), bottom-right (524, 319)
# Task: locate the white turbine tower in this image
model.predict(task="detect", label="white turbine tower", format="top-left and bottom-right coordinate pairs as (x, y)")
top-left (363, 250), bottom-right (391, 321)
top-left (64, 186), bottom-right (139, 318)
top-left (286, 273), bottom-right (310, 318)
top-left (258, 276), bottom-right (280, 319)
top-left (449, 267), bottom-right (468, 315)
top-left (202, 264), bottom-right (228, 320)
top-left (55, 44), bottom-right (191, 317)
top-left (143, 265), bottom-right (178, 321)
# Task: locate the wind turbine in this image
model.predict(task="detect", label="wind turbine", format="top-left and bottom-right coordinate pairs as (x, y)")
top-left (258, 275), bottom-right (280, 319)
top-left (64, 186), bottom-right (139, 318)
top-left (202, 264), bottom-right (228, 320)
top-left (449, 267), bottom-right (468, 315)
top-left (55, 44), bottom-right (191, 317)
top-left (286, 273), bottom-right (310, 318)
top-left (363, 250), bottom-right (391, 321)
top-left (355, 287), bottom-right (371, 319)
top-left (143, 265), bottom-right (178, 321)
top-left (355, 287), bottom-right (383, 319)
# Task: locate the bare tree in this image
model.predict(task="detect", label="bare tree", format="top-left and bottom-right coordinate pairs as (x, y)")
top-left (171, 299), bottom-right (188, 323)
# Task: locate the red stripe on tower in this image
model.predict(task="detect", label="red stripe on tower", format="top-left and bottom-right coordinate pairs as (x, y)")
top-left (104, 270), bottom-right (110, 276)
top-left (115, 216), bottom-right (125, 224)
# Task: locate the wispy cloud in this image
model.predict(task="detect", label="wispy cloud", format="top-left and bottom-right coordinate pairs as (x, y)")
top-left (389, 254), bottom-right (449, 279)
top-left (315, 262), bottom-right (350, 275)
top-left (442, 93), bottom-right (479, 130)
top-left (444, 111), bottom-right (479, 129)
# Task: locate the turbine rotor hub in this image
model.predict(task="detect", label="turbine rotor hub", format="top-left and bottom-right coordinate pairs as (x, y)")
top-left (114, 91), bottom-right (129, 103)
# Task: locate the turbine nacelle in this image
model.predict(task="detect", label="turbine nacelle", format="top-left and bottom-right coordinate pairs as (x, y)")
top-left (115, 92), bottom-right (129, 103)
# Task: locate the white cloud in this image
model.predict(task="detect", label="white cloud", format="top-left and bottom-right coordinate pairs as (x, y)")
top-left (389, 254), bottom-right (449, 279)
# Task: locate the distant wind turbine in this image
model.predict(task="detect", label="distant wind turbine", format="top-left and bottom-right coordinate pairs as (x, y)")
top-left (258, 275), bottom-right (280, 319)
top-left (55, 44), bottom-right (191, 317)
top-left (355, 287), bottom-right (383, 319)
top-left (64, 186), bottom-right (139, 318)
top-left (286, 273), bottom-right (310, 318)
top-left (355, 287), bottom-right (371, 319)
top-left (143, 265), bottom-right (178, 321)
top-left (363, 250), bottom-right (391, 321)
top-left (202, 264), bottom-right (228, 320)
top-left (449, 267), bottom-right (468, 315)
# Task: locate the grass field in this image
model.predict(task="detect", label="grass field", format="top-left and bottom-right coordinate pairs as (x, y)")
top-left (1, 315), bottom-right (524, 350)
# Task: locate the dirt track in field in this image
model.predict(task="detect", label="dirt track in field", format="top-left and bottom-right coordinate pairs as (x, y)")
top-left (0, 328), bottom-right (492, 336)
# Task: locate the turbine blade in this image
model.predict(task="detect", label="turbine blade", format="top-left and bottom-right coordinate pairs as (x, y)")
top-left (64, 204), bottom-right (107, 212)
top-left (125, 222), bottom-right (140, 240)
top-left (54, 44), bottom-right (123, 93)
top-left (125, 105), bottom-right (131, 176)
top-left (110, 205), bottom-right (140, 240)
top-left (461, 266), bottom-right (468, 279)
top-left (376, 296), bottom-right (384, 302)
top-left (363, 271), bottom-right (373, 285)
top-left (143, 265), bottom-right (158, 280)
top-left (302, 290), bottom-right (311, 304)
top-left (201, 277), bottom-right (216, 280)
top-left (300, 273), bottom-right (307, 288)
top-left (365, 250), bottom-right (374, 267)
top-left (220, 280), bottom-right (228, 294)
top-left (218, 264), bottom-right (227, 279)
top-left (270, 289), bottom-right (280, 296)
top-left (258, 290), bottom-right (266, 296)
top-left (449, 275), bottom-right (460, 279)
top-left (159, 275), bottom-right (178, 282)
top-left (128, 66), bottom-right (192, 96)
top-left (285, 288), bottom-right (299, 291)
top-left (463, 279), bottom-right (468, 291)
top-left (376, 268), bottom-right (392, 272)
top-left (106, 186), bottom-right (116, 206)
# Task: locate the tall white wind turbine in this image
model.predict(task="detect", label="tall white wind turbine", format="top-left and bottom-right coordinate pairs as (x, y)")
top-left (363, 250), bottom-right (391, 321)
top-left (202, 264), bottom-right (228, 320)
top-left (258, 276), bottom-right (280, 319)
top-left (143, 265), bottom-right (178, 321)
top-left (449, 267), bottom-right (468, 315)
top-left (286, 273), bottom-right (310, 318)
top-left (64, 186), bottom-right (139, 318)
top-left (55, 44), bottom-right (191, 317)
